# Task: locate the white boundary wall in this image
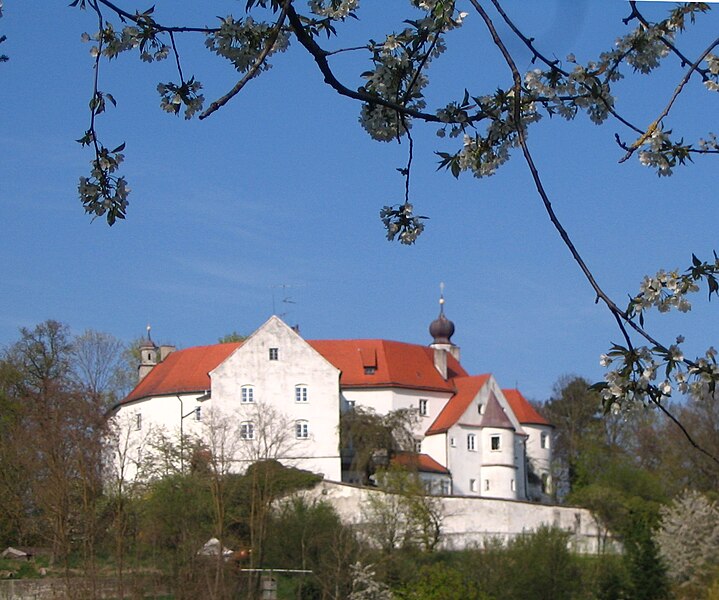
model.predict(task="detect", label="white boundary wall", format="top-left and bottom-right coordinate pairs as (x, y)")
top-left (301, 480), bottom-right (614, 554)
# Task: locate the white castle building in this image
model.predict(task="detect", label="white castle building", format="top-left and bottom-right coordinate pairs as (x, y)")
top-left (113, 303), bottom-right (553, 502)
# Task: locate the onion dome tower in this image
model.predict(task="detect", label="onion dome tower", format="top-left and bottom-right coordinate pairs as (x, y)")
top-left (429, 283), bottom-right (460, 378)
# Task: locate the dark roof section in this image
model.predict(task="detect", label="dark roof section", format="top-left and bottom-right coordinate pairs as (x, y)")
top-left (480, 393), bottom-right (516, 430)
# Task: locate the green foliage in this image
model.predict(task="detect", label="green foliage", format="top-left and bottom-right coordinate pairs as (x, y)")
top-left (397, 562), bottom-right (486, 600)
top-left (265, 497), bottom-right (360, 598)
top-left (217, 331), bottom-right (247, 343)
top-left (340, 406), bottom-right (418, 485)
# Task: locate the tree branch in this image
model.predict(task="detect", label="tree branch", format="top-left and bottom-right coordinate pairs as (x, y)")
top-left (199, 1), bottom-right (291, 120)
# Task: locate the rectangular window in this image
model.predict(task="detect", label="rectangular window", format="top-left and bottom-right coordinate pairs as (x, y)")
top-left (470, 478), bottom-right (478, 492)
top-left (135, 413), bottom-right (142, 431)
top-left (484, 479), bottom-right (490, 491)
top-left (269, 347), bottom-right (279, 361)
top-left (540, 432), bottom-right (549, 449)
top-left (491, 434), bottom-right (501, 451)
top-left (194, 407), bottom-right (202, 421)
top-left (363, 366), bottom-right (376, 375)
top-left (511, 479), bottom-right (516, 492)
top-left (295, 420), bottom-right (309, 439)
top-left (441, 480), bottom-right (451, 495)
top-left (467, 433), bottom-right (476, 451)
top-left (419, 398), bottom-right (428, 416)
top-left (240, 421), bottom-right (254, 440)
top-left (241, 387), bottom-right (254, 403)
top-left (414, 439), bottom-right (422, 453)
top-left (450, 437), bottom-right (456, 448)
top-left (295, 386), bottom-right (308, 403)
top-left (346, 400), bottom-right (356, 409)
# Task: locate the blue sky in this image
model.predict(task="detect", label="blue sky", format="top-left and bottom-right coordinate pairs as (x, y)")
top-left (1, 1), bottom-right (717, 401)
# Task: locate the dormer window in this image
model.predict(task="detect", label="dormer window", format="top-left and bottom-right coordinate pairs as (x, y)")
top-left (364, 366), bottom-right (376, 375)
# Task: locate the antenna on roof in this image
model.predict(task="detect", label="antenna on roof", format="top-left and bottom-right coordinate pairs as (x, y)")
top-left (146, 323), bottom-right (152, 341)
top-left (439, 282), bottom-right (446, 314)
top-left (271, 283), bottom-right (305, 319)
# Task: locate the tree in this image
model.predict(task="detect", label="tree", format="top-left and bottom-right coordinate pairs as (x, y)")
top-left (71, 328), bottom-right (133, 406)
top-left (340, 406), bottom-right (418, 485)
top-left (656, 490), bottom-right (719, 597)
top-left (363, 465), bottom-right (443, 554)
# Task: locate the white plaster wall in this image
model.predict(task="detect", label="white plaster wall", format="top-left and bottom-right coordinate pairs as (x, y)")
top-left (422, 433), bottom-right (447, 468)
top-left (210, 316), bottom-right (342, 481)
top-left (301, 481), bottom-right (612, 554)
top-left (342, 388), bottom-right (452, 440)
top-left (524, 423), bottom-right (552, 475)
top-left (111, 392), bottom-right (205, 481)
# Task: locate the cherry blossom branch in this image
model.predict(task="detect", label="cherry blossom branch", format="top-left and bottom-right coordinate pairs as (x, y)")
top-left (96, 0), bottom-right (218, 34)
top-left (619, 35), bottom-right (719, 163)
top-left (285, 3), bottom-right (488, 125)
top-left (626, 1), bottom-right (711, 81)
top-left (200, 0), bottom-right (290, 120)
top-left (470, 0), bottom-right (718, 464)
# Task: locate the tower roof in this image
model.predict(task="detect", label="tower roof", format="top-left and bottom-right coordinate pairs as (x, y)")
top-left (429, 286), bottom-right (455, 345)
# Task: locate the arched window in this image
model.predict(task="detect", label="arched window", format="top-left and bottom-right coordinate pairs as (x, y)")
top-left (241, 385), bottom-right (255, 403)
top-left (295, 420), bottom-right (309, 439)
top-left (295, 385), bottom-right (308, 403)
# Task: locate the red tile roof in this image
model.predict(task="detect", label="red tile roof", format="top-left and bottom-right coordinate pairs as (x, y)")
top-left (503, 389), bottom-right (551, 426)
top-left (119, 342), bottom-right (241, 406)
top-left (119, 339), bottom-right (468, 405)
top-left (391, 451), bottom-right (450, 475)
top-left (425, 375), bottom-right (491, 435)
top-left (308, 340), bottom-right (467, 391)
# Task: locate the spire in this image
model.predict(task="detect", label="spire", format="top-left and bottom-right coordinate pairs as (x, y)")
top-left (429, 282), bottom-right (455, 345)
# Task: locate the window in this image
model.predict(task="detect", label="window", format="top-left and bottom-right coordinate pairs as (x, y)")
top-left (467, 433), bottom-right (476, 451)
top-left (470, 478), bottom-right (478, 492)
top-left (135, 412), bottom-right (142, 431)
top-left (450, 437), bottom-right (456, 448)
top-left (441, 480), bottom-right (451, 495)
top-left (490, 434), bottom-right (501, 451)
top-left (484, 479), bottom-right (490, 491)
top-left (269, 347), bottom-right (279, 360)
top-left (414, 439), bottom-right (422, 453)
top-left (540, 431), bottom-right (549, 449)
top-left (295, 385), bottom-right (308, 403)
top-left (511, 479), bottom-right (516, 492)
top-left (363, 366), bottom-right (376, 374)
top-left (347, 400), bottom-right (356, 409)
top-left (241, 386), bottom-right (255, 403)
top-left (478, 403), bottom-right (485, 415)
top-left (295, 420), bottom-right (309, 439)
top-left (240, 421), bottom-right (254, 440)
top-left (194, 407), bottom-right (202, 421)
top-left (419, 399), bottom-right (428, 416)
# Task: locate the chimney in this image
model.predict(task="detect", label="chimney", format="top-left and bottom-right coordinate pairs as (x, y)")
top-left (159, 345), bottom-right (176, 362)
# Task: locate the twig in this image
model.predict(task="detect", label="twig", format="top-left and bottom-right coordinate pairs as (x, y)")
top-left (470, 0), bottom-right (719, 465)
top-left (200, 1), bottom-right (290, 120)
